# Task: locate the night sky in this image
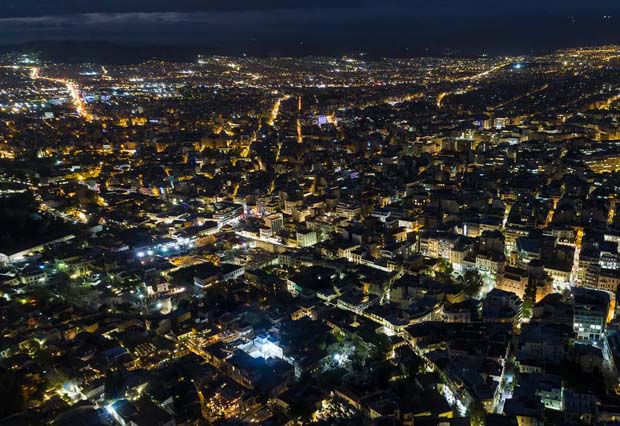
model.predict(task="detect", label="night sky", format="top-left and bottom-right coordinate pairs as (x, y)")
top-left (1, 1), bottom-right (620, 58)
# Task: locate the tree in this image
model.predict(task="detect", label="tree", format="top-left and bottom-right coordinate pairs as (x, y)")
top-left (6, 302), bottom-right (25, 322)
top-left (351, 335), bottom-right (369, 363)
top-left (468, 399), bottom-right (486, 426)
top-left (177, 298), bottom-right (191, 311)
top-left (30, 288), bottom-right (54, 309)
top-left (370, 333), bottom-right (392, 362)
top-left (522, 279), bottom-right (538, 318)
top-left (350, 352), bottom-right (365, 372)
top-left (33, 347), bottom-right (55, 368)
top-left (98, 303), bottom-right (111, 313)
top-left (368, 361), bottom-right (393, 388)
top-left (114, 302), bottom-right (136, 315)
top-left (459, 270), bottom-right (483, 298)
top-left (435, 259), bottom-right (454, 284)
top-left (317, 368), bottom-right (347, 388)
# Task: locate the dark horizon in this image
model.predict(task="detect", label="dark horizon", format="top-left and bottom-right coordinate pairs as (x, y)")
top-left (0, 1), bottom-right (619, 62)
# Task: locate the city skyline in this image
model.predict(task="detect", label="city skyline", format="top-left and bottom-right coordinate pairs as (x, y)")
top-left (2, 3), bottom-right (620, 426)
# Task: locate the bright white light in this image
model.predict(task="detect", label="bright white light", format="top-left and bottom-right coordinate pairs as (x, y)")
top-left (333, 353), bottom-right (348, 365)
top-left (137, 251), bottom-right (145, 258)
top-left (147, 250), bottom-right (154, 256)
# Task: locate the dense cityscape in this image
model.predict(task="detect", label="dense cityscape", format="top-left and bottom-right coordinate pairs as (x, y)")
top-left (1, 45), bottom-right (620, 426)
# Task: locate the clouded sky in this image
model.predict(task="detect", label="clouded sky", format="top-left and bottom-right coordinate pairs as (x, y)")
top-left (1, 1), bottom-right (619, 57)
top-left (1, 0), bottom-right (619, 17)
